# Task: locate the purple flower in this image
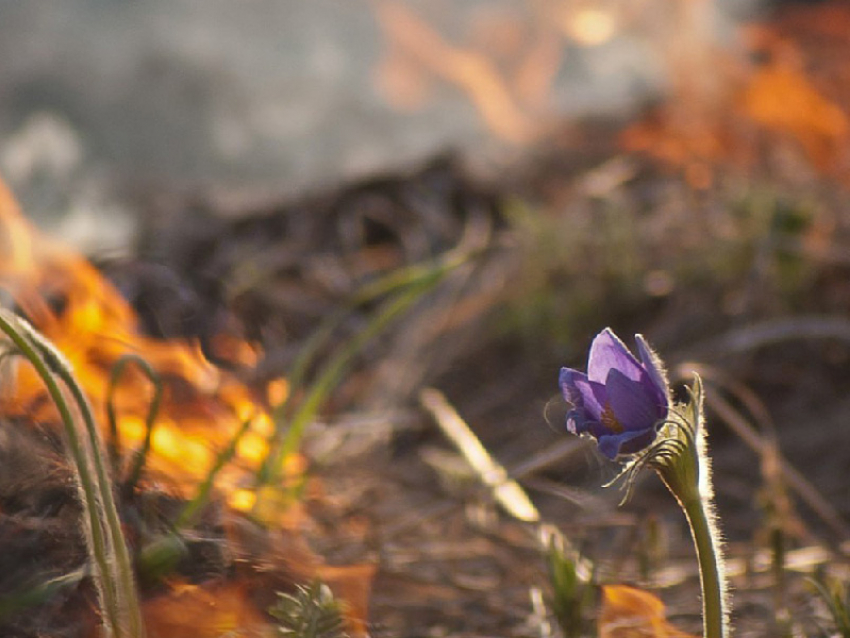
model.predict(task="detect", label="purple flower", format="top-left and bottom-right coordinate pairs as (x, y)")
top-left (559, 328), bottom-right (669, 459)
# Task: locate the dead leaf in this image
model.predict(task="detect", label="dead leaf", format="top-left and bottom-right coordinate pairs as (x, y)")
top-left (226, 516), bottom-right (376, 637)
top-left (142, 580), bottom-right (269, 638)
top-left (598, 585), bottom-right (698, 638)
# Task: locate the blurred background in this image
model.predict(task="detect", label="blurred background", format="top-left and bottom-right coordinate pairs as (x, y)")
top-left (3, 1), bottom-right (850, 635)
top-left (0, 0), bottom-right (756, 252)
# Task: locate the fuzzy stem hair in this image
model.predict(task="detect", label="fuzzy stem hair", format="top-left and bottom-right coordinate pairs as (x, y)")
top-left (654, 377), bottom-right (730, 638)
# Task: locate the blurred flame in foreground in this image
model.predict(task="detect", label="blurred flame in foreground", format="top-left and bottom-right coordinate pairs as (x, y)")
top-left (142, 581), bottom-right (267, 638)
top-left (0, 177), bottom-right (376, 635)
top-left (0, 177), bottom-right (280, 505)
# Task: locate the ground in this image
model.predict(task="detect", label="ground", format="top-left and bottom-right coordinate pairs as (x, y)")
top-left (3, 2), bottom-right (850, 637)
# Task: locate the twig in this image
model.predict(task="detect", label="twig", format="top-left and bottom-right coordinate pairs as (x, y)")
top-left (106, 354), bottom-right (163, 493)
top-left (419, 387), bottom-right (539, 523)
top-left (509, 438), bottom-right (587, 481)
top-left (685, 316), bottom-right (850, 359)
top-left (419, 388), bottom-right (594, 584)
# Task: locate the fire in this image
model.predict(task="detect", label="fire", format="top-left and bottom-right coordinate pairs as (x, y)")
top-left (740, 25), bottom-right (849, 172)
top-left (0, 178), bottom-right (283, 506)
top-left (371, 0), bottom-right (850, 184)
top-left (620, 0), bottom-right (850, 185)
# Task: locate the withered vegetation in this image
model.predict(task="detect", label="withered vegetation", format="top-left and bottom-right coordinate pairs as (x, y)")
top-left (4, 3), bottom-right (850, 637)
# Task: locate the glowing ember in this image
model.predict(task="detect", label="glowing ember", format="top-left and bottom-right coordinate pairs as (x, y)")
top-left (0, 178), bottom-right (286, 507)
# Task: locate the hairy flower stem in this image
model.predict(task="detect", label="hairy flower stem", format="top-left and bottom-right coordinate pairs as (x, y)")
top-left (681, 493), bottom-right (727, 638)
top-left (562, 332), bottom-right (731, 637)
top-left (0, 312), bottom-right (120, 637)
top-left (60, 369), bottom-right (145, 638)
top-left (649, 378), bottom-right (729, 638)
top-left (0, 311), bottom-right (145, 637)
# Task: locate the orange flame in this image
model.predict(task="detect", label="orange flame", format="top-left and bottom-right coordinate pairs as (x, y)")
top-left (0, 182), bottom-right (374, 637)
top-left (740, 27), bottom-right (849, 172)
top-left (0, 177), bottom-right (284, 505)
top-left (142, 580), bottom-right (268, 638)
top-left (621, 0), bottom-right (850, 185)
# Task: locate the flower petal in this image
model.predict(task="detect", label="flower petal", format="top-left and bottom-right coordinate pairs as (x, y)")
top-left (587, 328), bottom-right (644, 384)
top-left (559, 368), bottom-right (588, 407)
top-left (574, 376), bottom-right (607, 422)
top-left (566, 408), bottom-right (592, 435)
top-left (616, 428), bottom-right (657, 455)
top-left (596, 429), bottom-right (656, 460)
top-left (606, 368), bottom-right (663, 432)
top-left (635, 334), bottom-right (668, 403)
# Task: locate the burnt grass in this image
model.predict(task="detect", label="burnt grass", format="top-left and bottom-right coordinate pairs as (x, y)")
top-left (3, 121), bottom-right (850, 636)
top-left (92, 139), bottom-right (850, 638)
top-left (9, 28), bottom-right (850, 631)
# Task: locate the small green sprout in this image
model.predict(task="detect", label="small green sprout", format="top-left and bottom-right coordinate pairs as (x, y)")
top-left (811, 576), bottom-right (850, 638)
top-left (269, 581), bottom-right (349, 638)
top-left (544, 532), bottom-right (595, 638)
